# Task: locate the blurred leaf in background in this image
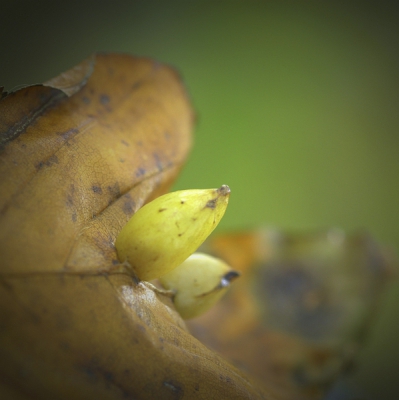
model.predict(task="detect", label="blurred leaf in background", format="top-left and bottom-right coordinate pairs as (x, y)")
top-left (2, 1), bottom-right (399, 398)
top-left (192, 228), bottom-right (396, 399)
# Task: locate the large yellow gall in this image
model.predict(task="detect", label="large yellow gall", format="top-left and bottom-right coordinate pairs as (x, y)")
top-left (115, 185), bottom-right (230, 281)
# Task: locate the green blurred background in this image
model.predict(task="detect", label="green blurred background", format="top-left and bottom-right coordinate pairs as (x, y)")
top-left (2, 1), bottom-right (398, 398)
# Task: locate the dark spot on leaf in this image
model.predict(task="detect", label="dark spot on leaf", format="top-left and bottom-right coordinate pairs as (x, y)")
top-left (178, 233), bottom-right (183, 237)
top-left (81, 359), bottom-right (130, 398)
top-left (99, 94), bottom-right (110, 105)
top-left (122, 194), bottom-right (135, 215)
top-left (35, 154), bottom-right (59, 170)
top-left (121, 139), bottom-right (129, 146)
top-left (192, 217), bottom-right (197, 221)
top-left (180, 200), bottom-right (185, 204)
top-left (59, 127), bottom-right (78, 141)
top-left (82, 366), bottom-right (96, 382)
top-left (65, 184), bottom-right (75, 207)
top-left (91, 234), bottom-right (114, 258)
top-left (219, 375), bottom-right (233, 384)
top-left (92, 185), bottom-right (102, 194)
top-left (107, 182), bottom-right (121, 198)
top-left (158, 208), bottom-right (167, 212)
top-left (135, 167), bottom-right (146, 177)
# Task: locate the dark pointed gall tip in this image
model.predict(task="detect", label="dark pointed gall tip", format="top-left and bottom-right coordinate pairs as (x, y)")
top-left (217, 185), bottom-right (230, 196)
top-left (196, 269), bottom-right (241, 298)
top-left (220, 270), bottom-right (240, 288)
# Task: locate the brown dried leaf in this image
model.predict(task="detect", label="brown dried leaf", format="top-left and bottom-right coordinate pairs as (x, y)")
top-left (0, 54), bottom-right (273, 399)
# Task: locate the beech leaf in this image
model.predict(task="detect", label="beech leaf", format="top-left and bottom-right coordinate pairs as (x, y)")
top-left (0, 54), bottom-right (273, 399)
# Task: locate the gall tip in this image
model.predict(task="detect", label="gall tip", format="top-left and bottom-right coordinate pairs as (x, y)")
top-left (217, 185), bottom-right (230, 196)
top-left (220, 270), bottom-right (240, 288)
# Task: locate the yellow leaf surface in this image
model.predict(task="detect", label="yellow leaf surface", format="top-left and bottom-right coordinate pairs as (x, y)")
top-left (0, 54), bottom-right (274, 399)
